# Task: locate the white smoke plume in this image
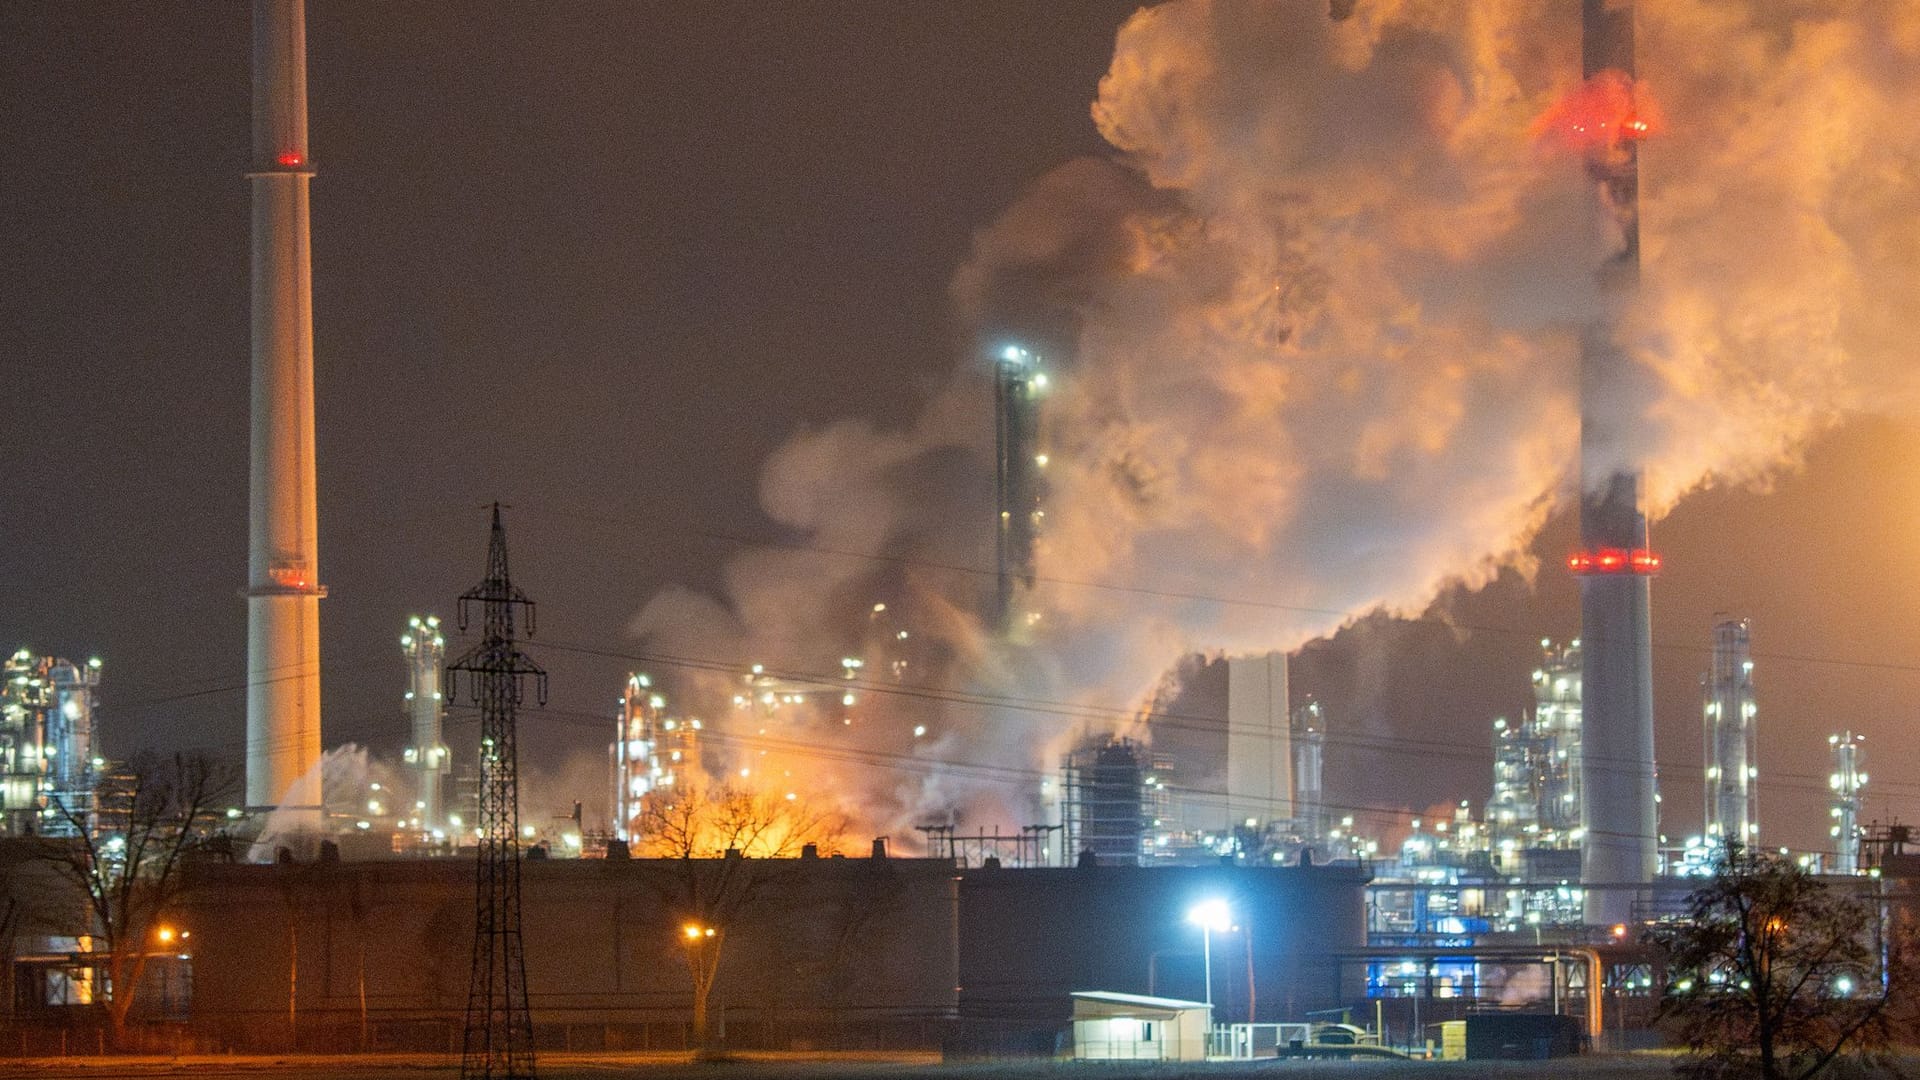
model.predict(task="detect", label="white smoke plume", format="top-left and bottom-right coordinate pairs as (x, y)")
top-left (634, 0), bottom-right (1920, 839)
top-left (249, 742), bottom-right (407, 860)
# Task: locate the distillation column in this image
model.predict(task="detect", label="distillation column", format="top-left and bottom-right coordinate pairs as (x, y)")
top-left (1702, 618), bottom-right (1758, 851)
top-left (403, 616), bottom-right (448, 829)
top-left (245, 0), bottom-right (325, 816)
top-left (1829, 732), bottom-right (1866, 875)
top-left (993, 346), bottom-right (1046, 631)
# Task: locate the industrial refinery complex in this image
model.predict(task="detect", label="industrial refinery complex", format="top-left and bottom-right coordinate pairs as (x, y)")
top-left (6, 0), bottom-right (1920, 1071)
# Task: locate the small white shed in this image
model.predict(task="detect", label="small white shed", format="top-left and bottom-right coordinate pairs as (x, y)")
top-left (1070, 990), bottom-right (1212, 1062)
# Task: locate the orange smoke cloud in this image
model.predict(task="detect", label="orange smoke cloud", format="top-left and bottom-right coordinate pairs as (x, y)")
top-left (635, 0), bottom-right (1920, 840)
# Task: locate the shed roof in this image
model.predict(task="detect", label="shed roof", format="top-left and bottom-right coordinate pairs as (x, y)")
top-left (1070, 990), bottom-right (1210, 1018)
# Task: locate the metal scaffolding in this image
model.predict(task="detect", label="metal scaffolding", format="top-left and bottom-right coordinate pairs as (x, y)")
top-left (1061, 736), bottom-right (1150, 867)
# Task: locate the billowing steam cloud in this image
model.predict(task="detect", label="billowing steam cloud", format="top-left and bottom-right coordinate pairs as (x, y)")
top-left (633, 0), bottom-right (1920, 840)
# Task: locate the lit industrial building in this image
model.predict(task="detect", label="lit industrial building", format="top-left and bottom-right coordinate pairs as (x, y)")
top-left (400, 616), bottom-right (449, 831)
top-left (1060, 735), bottom-right (1155, 866)
top-left (1225, 653), bottom-right (1291, 837)
top-left (612, 674), bottom-right (700, 843)
top-left (1140, 653), bottom-right (1311, 861)
top-left (1828, 731), bottom-right (1867, 875)
top-left (1700, 617), bottom-right (1757, 852)
top-left (993, 345), bottom-right (1046, 630)
top-left (0, 649), bottom-right (101, 837)
top-left (1488, 640), bottom-right (1583, 868)
top-left (735, 662), bottom-right (861, 727)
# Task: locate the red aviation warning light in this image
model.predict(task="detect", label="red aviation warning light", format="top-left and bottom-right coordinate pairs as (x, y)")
top-left (1568, 548), bottom-right (1661, 576)
top-left (276, 151), bottom-right (305, 168)
top-left (1531, 69), bottom-right (1664, 153)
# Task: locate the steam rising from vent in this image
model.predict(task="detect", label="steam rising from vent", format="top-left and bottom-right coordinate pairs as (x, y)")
top-left (633, 1), bottom-right (1920, 840)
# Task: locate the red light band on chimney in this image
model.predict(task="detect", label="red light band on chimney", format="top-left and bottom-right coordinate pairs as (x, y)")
top-left (1568, 548), bottom-right (1661, 575)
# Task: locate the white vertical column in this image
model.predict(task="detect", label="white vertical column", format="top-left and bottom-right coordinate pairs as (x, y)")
top-left (246, 0), bottom-right (324, 817)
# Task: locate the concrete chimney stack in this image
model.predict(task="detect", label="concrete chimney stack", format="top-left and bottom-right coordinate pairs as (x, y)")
top-left (245, 0), bottom-right (324, 818)
top-left (1575, 0), bottom-right (1659, 926)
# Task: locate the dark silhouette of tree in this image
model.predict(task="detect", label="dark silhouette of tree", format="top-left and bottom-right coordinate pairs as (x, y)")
top-left (38, 751), bottom-right (236, 1047)
top-left (633, 784), bottom-right (845, 1056)
top-left (1653, 845), bottom-right (1908, 1080)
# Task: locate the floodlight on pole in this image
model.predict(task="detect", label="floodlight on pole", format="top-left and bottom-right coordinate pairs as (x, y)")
top-left (1187, 899), bottom-right (1231, 1011)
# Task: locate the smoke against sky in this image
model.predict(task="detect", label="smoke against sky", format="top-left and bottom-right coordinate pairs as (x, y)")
top-left (627, 0), bottom-right (1920, 842)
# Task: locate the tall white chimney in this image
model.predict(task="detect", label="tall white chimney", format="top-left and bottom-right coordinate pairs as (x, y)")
top-left (245, 0), bottom-right (324, 819)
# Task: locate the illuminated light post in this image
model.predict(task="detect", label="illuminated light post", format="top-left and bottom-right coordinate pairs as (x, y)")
top-left (681, 923), bottom-right (723, 1054)
top-left (1187, 899), bottom-right (1232, 1014)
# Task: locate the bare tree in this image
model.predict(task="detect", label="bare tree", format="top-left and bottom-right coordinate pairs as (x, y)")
top-left (633, 784), bottom-right (846, 1055)
top-left (39, 751), bottom-right (236, 1047)
top-left (1653, 845), bottom-right (1911, 1080)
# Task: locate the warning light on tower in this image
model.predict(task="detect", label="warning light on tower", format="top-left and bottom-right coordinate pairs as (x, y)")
top-left (1568, 547), bottom-right (1661, 576)
top-left (1531, 69), bottom-right (1663, 153)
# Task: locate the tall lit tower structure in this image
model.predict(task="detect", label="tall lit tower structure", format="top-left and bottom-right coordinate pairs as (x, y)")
top-left (402, 616), bottom-right (449, 829)
top-left (1533, 639), bottom-right (1585, 847)
top-left (1828, 732), bottom-right (1866, 875)
top-left (1569, 0), bottom-right (1659, 925)
top-left (610, 673), bottom-right (701, 843)
top-left (245, 0), bottom-right (325, 817)
top-left (993, 346), bottom-right (1046, 629)
top-left (1291, 697), bottom-right (1326, 847)
top-left (1701, 618), bottom-right (1757, 852)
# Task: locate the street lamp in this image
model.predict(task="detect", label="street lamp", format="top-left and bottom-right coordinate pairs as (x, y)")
top-left (681, 923), bottom-right (722, 1053)
top-left (1187, 899), bottom-right (1232, 1011)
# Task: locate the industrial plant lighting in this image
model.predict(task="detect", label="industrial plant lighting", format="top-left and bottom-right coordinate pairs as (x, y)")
top-left (1186, 900), bottom-right (1232, 1013)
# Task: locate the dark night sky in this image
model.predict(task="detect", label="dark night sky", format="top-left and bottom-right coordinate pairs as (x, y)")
top-left (4, 2), bottom-right (1919, 853)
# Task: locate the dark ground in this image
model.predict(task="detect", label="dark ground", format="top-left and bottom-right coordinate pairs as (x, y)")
top-left (0, 1049), bottom-right (1702, 1080)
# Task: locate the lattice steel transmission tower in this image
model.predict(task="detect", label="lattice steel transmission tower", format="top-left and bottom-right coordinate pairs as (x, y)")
top-left (447, 505), bottom-right (546, 1080)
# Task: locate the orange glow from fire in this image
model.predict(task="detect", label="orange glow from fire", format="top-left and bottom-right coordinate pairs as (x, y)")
top-left (1532, 69), bottom-right (1663, 153)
